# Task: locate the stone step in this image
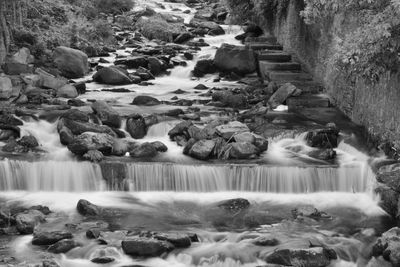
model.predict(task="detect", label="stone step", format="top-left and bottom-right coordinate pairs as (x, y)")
top-left (257, 52), bottom-right (292, 62)
top-left (247, 43), bottom-right (283, 51)
top-left (287, 94), bottom-right (331, 111)
top-left (279, 81), bottom-right (324, 94)
top-left (266, 71), bottom-right (313, 82)
top-left (259, 61), bottom-right (301, 72)
top-left (245, 36), bottom-right (278, 44)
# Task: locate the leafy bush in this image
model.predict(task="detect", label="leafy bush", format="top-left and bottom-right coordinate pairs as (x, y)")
top-left (94, 0), bottom-right (134, 15)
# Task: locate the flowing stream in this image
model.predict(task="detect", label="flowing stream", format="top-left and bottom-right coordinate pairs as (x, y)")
top-left (0, 1), bottom-right (389, 267)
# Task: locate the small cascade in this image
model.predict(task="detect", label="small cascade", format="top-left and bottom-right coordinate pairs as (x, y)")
top-left (0, 160), bottom-right (104, 192)
top-left (125, 162), bottom-right (374, 193)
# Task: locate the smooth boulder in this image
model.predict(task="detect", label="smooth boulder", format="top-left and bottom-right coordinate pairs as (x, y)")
top-left (15, 210), bottom-right (45, 234)
top-left (77, 199), bottom-right (101, 216)
top-left (216, 121), bottom-right (250, 140)
top-left (93, 66), bottom-right (132, 85)
top-left (214, 44), bottom-right (256, 75)
top-left (92, 100), bottom-right (121, 128)
top-left (32, 231), bottom-right (73, 246)
top-left (57, 84), bottom-right (78, 98)
top-left (121, 237), bottom-right (174, 257)
top-left (126, 114), bottom-right (147, 139)
top-left (189, 140), bottom-right (216, 160)
top-left (53, 46), bottom-right (89, 79)
top-left (264, 247), bottom-right (337, 267)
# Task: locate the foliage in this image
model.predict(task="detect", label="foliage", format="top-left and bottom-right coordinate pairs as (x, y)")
top-left (94, 0), bottom-right (135, 15)
top-left (301, 0), bottom-right (400, 82)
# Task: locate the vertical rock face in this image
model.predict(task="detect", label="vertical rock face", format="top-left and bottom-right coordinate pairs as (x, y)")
top-left (214, 43), bottom-right (257, 75)
top-left (53, 46), bottom-right (89, 79)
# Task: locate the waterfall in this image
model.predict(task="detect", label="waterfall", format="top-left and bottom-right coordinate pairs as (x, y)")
top-left (0, 159), bottom-right (104, 192)
top-left (125, 162), bottom-right (374, 193)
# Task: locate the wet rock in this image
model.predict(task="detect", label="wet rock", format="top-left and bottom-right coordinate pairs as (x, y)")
top-left (2, 61), bottom-right (32, 75)
top-left (0, 76), bottom-right (13, 99)
top-left (91, 257), bottom-right (115, 264)
top-left (233, 132), bottom-right (255, 144)
top-left (168, 120), bottom-right (193, 139)
top-left (193, 59), bottom-right (216, 77)
top-left (83, 150), bottom-right (104, 162)
top-left (53, 46), bottom-right (89, 79)
top-left (130, 142), bottom-right (158, 158)
top-left (166, 108), bottom-right (184, 117)
top-left (308, 149), bottom-right (336, 161)
top-left (218, 198), bottom-right (250, 212)
top-left (77, 199), bottom-right (101, 216)
top-left (151, 141), bottom-right (168, 152)
top-left (292, 206), bottom-right (329, 220)
top-left (184, 52), bottom-right (194, 60)
top-left (56, 84), bottom-right (78, 98)
top-left (32, 231), bottom-right (73, 245)
top-left (126, 114), bottom-right (147, 139)
top-left (92, 100), bottom-right (121, 128)
top-left (114, 56), bottom-right (148, 69)
top-left (135, 15), bottom-right (185, 42)
top-left (61, 109), bottom-right (89, 122)
top-left (42, 260), bottom-right (61, 267)
top-left (36, 68), bottom-right (68, 90)
top-left (264, 247), bottom-right (336, 267)
top-left (68, 99), bottom-right (86, 107)
top-left (376, 163), bottom-right (400, 193)
top-left (228, 142), bottom-right (258, 159)
top-left (189, 140), bottom-right (216, 160)
top-left (62, 118), bottom-right (116, 137)
top-left (253, 236), bottom-right (279, 246)
top-left (375, 184), bottom-right (399, 218)
top-left (15, 210), bottom-right (45, 234)
top-left (212, 91), bottom-right (248, 109)
top-left (73, 82), bottom-right (87, 94)
top-left (48, 239), bottom-right (80, 254)
top-left (0, 114), bottom-right (23, 126)
top-left (86, 229), bottom-right (101, 239)
top-left (0, 125), bottom-right (20, 141)
top-left (148, 57), bottom-right (165, 76)
top-left (216, 121), bottom-right (250, 140)
top-left (194, 84), bottom-right (208, 90)
top-left (121, 237), bottom-right (174, 257)
top-left (131, 95), bottom-right (160, 106)
top-left (153, 233), bottom-right (191, 248)
top-left (214, 44), bottom-right (256, 75)
top-left (253, 134), bottom-right (269, 152)
top-left (67, 132), bottom-right (114, 156)
top-left (373, 227), bottom-right (400, 266)
top-left (267, 83), bottom-right (297, 109)
top-left (93, 66), bottom-right (132, 85)
top-left (174, 32), bottom-right (194, 43)
top-left (306, 127), bottom-right (339, 149)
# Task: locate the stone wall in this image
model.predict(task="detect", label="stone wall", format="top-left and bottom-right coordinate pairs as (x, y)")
top-left (253, 0), bottom-right (400, 153)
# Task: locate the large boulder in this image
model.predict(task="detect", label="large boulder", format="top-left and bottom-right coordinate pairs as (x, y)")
top-left (228, 142), bottom-right (258, 159)
top-left (373, 227), bottom-right (400, 266)
top-left (121, 237), bottom-right (174, 257)
top-left (376, 163), bottom-right (400, 193)
top-left (264, 247), bottom-right (337, 267)
top-left (267, 83), bottom-right (297, 109)
top-left (48, 239), bottom-right (80, 254)
top-left (126, 114), bottom-right (147, 139)
top-left (193, 59), bottom-right (216, 77)
top-left (56, 84), bottom-right (78, 98)
top-left (168, 121), bottom-right (193, 139)
top-left (152, 233), bottom-right (191, 248)
top-left (214, 44), bottom-right (256, 75)
top-left (91, 100), bottom-right (121, 128)
top-left (67, 132), bottom-right (115, 156)
top-left (135, 15), bottom-right (186, 42)
top-left (129, 142), bottom-right (158, 158)
top-left (32, 231), bottom-right (73, 246)
top-left (0, 76), bottom-right (13, 99)
top-left (93, 66), bottom-right (132, 85)
top-left (131, 95), bottom-right (160, 106)
top-left (53, 46), bottom-right (89, 79)
top-left (114, 56), bottom-right (148, 69)
top-left (189, 140), bottom-right (216, 160)
top-left (218, 198), bottom-right (250, 212)
top-left (77, 199), bottom-right (101, 216)
top-left (36, 68), bottom-right (68, 90)
top-left (15, 210), bottom-right (45, 234)
top-left (306, 126), bottom-right (339, 149)
top-left (11, 47), bottom-right (34, 64)
top-left (216, 121), bottom-right (250, 140)
top-left (61, 118), bottom-right (116, 137)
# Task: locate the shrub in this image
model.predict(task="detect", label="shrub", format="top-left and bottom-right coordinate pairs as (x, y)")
top-left (94, 0), bottom-right (135, 15)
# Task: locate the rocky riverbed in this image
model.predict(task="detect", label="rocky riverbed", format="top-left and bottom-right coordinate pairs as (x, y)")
top-left (1, 0), bottom-right (400, 266)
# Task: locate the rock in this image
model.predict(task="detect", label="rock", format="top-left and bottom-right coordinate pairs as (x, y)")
top-left (234, 132), bottom-right (255, 143)
top-left (194, 84), bottom-right (208, 90)
top-left (168, 120), bottom-right (193, 139)
top-left (208, 27), bottom-right (225, 36)
top-left (130, 142), bottom-right (158, 158)
top-left (68, 99), bottom-right (86, 107)
top-left (148, 57), bottom-right (164, 76)
top-left (189, 140), bottom-right (216, 160)
top-left (53, 46), bottom-right (89, 79)
top-left (372, 227), bottom-right (400, 266)
top-left (151, 141), bottom-right (168, 152)
top-left (2, 62), bottom-right (32, 75)
top-left (174, 32), bottom-right (194, 43)
top-left (306, 128), bottom-right (339, 149)
top-left (12, 47), bottom-right (34, 64)
top-left (135, 15), bottom-right (186, 42)
top-left (218, 198), bottom-right (250, 212)
top-left (73, 82), bottom-right (86, 94)
top-left (216, 121), bottom-right (250, 140)
top-left (153, 233), bottom-right (191, 248)
top-left (375, 185), bottom-right (399, 218)
top-left (253, 134), bottom-right (269, 152)
top-left (212, 91), bottom-right (248, 109)
top-left (184, 52), bottom-right (194, 60)
top-left (92, 100), bottom-right (121, 128)
top-left (36, 68), bottom-right (68, 90)
top-left (193, 59), bottom-right (216, 77)
top-left (214, 44), bottom-right (256, 75)
top-left (86, 229), bottom-right (101, 239)
top-left (132, 95), bottom-right (160, 106)
top-left (67, 132), bottom-right (114, 156)
top-left (126, 114), bottom-right (147, 139)
top-left (228, 142), bottom-right (258, 159)
top-left (91, 257), bottom-right (115, 264)
top-left (83, 150), bottom-right (104, 162)
top-left (61, 109), bottom-right (89, 122)
top-left (121, 237), bottom-right (174, 257)
top-left (376, 164), bottom-right (400, 193)
top-left (308, 149), bottom-right (336, 161)
top-left (15, 210), bottom-right (45, 234)
top-left (114, 56), bottom-right (148, 69)
top-left (18, 135), bottom-right (39, 148)
top-left (32, 231), bottom-right (73, 245)
top-left (292, 206), bottom-right (328, 220)
top-left (42, 260), bottom-right (61, 267)
top-left (0, 114), bottom-right (23, 126)
top-left (48, 239), bottom-right (80, 254)
top-left (77, 199), bottom-right (101, 216)
top-left (57, 84), bottom-right (78, 98)
top-left (264, 247), bottom-right (336, 267)
top-left (93, 66), bottom-right (132, 85)
top-left (62, 118), bottom-right (116, 137)
top-left (0, 76), bottom-right (13, 99)
top-left (253, 236), bottom-right (279, 246)
top-left (268, 83), bottom-right (297, 109)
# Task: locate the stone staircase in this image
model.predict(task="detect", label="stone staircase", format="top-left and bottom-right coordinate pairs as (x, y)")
top-left (245, 36), bottom-right (331, 111)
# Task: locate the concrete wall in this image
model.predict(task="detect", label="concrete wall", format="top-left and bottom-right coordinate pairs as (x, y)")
top-left (255, 0), bottom-right (400, 153)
